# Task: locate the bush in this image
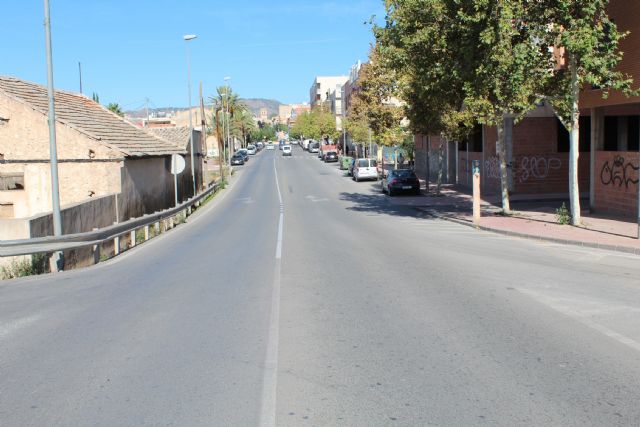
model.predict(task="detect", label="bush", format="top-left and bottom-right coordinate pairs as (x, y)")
top-left (1, 254), bottom-right (48, 280)
top-left (556, 202), bottom-right (571, 225)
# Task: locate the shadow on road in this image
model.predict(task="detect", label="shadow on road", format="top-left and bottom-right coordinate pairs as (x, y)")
top-left (339, 190), bottom-right (428, 219)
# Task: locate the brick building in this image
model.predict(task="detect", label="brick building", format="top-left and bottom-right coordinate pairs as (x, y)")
top-left (0, 76), bottom-right (187, 225)
top-left (414, 0), bottom-right (640, 218)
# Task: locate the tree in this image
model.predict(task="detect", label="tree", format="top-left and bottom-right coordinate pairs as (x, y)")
top-left (209, 86), bottom-right (243, 157)
top-left (107, 102), bottom-right (124, 117)
top-left (92, 92), bottom-right (100, 103)
top-left (231, 106), bottom-right (257, 147)
top-left (533, 0), bottom-right (637, 225)
top-left (376, 0), bottom-right (473, 193)
top-left (456, 0), bottom-right (552, 213)
top-left (350, 45), bottom-right (407, 147)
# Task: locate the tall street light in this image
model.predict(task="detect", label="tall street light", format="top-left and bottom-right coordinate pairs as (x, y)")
top-left (224, 76), bottom-right (232, 169)
top-left (183, 34), bottom-right (197, 197)
top-left (44, 0), bottom-right (63, 272)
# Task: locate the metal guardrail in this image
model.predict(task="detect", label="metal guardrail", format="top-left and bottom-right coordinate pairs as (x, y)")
top-left (0, 181), bottom-right (222, 258)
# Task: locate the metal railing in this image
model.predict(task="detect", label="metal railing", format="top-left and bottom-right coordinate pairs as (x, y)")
top-left (0, 181), bottom-right (222, 260)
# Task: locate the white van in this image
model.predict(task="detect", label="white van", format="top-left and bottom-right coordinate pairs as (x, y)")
top-left (353, 158), bottom-right (378, 182)
top-left (282, 145), bottom-right (292, 156)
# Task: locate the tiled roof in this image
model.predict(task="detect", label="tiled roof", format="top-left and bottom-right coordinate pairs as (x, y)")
top-left (0, 76), bottom-right (184, 157)
top-left (149, 127), bottom-right (190, 149)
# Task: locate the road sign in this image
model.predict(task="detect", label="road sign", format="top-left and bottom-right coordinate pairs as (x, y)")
top-left (171, 154), bottom-right (186, 175)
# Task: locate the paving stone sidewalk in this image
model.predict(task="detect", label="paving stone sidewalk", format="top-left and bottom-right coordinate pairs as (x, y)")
top-left (388, 183), bottom-right (640, 255)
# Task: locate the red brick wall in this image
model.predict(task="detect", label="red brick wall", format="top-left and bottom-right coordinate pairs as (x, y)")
top-left (581, 1), bottom-right (640, 108)
top-left (594, 151), bottom-right (640, 218)
top-left (478, 118), bottom-right (590, 195)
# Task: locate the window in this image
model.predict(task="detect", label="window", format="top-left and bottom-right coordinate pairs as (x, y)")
top-left (628, 116), bottom-right (639, 151)
top-left (0, 173), bottom-right (24, 191)
top-left (603, 116), bottom-right (618, 151)
top-left (557, 117), bottom-right (591, 152)
top-left (460, 124), bottom-right (483, 152)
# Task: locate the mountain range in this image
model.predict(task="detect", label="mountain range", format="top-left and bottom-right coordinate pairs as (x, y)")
top-left (125, 98), bottom-right (283, 119)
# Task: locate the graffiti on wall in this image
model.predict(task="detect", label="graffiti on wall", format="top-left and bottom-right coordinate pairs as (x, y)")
top-left (485, 157), bottom-right (501, 180)
top-left (600, 156), bottom-right (639, 189)
top-left (518, 156), bottom-right (562, 183)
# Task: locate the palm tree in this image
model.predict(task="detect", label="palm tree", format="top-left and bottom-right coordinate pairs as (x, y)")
top-left (231, 106), bottom-right (257, 147)
top-left (209, 86), bottom-right (243, 152)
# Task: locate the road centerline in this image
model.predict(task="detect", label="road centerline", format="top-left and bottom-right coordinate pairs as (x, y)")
top-left (260, 157), bottom-right (284, 427)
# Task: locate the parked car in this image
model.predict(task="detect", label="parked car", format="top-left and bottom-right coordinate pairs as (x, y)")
top-left (246, 145), bottom-right (257, 155)
top-left (309, 142), bottom-right (320, 154)
top-left (266, 143), bottom-right (275, 150)
top-left (231, 153), bottom-right (245, 165)
top-left (324, 151), bottom-right (338, 163)
top-left (282, 145), bottom-right (292, 156)
top-left (290, 139), bottom-right (298, 145)
top-left (381, 169), bottom-right (421, 196)
top-left (237, 149), bottom-right (249, 162)
top-left (352, 158), bottom-right (378, 182)
top-left (256, 142), bottom-right (265, 150)
top-left (347, 158), bottom-right (356, 176)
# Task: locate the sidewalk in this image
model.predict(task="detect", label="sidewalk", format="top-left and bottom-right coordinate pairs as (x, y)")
top-left (388, 183), bottom-right (640, 255)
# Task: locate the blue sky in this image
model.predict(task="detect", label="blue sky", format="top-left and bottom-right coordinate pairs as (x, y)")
top-left (0, 1), bottom-right (384, 110)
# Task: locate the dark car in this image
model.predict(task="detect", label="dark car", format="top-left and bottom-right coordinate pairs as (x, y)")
top-left (231, 153), bottom-right (245, 165)
top-left (324, 151), bottom-right (338, 163)
top-left (381, 169), bottom-right (421, 196)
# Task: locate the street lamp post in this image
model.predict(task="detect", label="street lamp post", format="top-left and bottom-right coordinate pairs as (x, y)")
top-left (183, 34), bottom-right (197, 197)
top-left (224, 76), bottom-right (232, 169)
top-left (43, 0), bottom-right (63, 272)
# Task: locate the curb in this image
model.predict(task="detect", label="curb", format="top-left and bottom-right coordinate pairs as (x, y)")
top-left (420, 208), bottom-right (640, 256)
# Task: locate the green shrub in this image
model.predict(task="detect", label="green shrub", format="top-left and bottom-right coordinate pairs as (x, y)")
top-left (1, 254), bottom-right (48, 280)
top-left (556, 202), bottom-right (571, 225)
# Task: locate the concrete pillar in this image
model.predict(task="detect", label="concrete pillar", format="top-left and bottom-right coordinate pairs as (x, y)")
top-left (144, 225), bottom-right (150, 241)
top-left (93, 244), bottom-right (101, 265)
top-left (590, 107), bottom-right (605, 211)
top-left (114, 236), bottom-right (120, 255)
top-left (130, 230), bottom-right (136, 248)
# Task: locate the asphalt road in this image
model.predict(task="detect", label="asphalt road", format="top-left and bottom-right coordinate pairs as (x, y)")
top-left (1, 145), bottom-right (640, 426)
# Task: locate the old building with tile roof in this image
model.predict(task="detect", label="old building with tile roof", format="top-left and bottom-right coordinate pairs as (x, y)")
top-left (0, 76), bottom-right (196, 226)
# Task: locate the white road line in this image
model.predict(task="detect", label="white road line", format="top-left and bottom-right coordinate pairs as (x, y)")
top-left (518, 288), bottom-right (640, 354)
top-left (0, 314), bottom-right (42, 341)
top-left (260, 160), bottom-right (284, 427)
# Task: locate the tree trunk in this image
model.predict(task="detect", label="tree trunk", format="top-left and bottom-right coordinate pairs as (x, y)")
top-left (218, 137), bottom-right (224, 183)
top-left (436, 136), bottom-right (445, 195)
top-left (497, 118), bottom-right (511, 214)
top-left (569, 55), bottom-right (582, 225)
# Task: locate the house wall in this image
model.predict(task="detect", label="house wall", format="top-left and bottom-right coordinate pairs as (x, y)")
top-left (593, 151), bottom-right (639, 218)
top-left (120, 157), bottom-right (174, 220)
top-left (0, 93), bottom-right (122, 218)
top-left (580, 1), bottom-right (640, 109)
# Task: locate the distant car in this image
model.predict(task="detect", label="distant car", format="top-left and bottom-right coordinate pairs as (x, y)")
top-left (282, 145), bottom-right (292, 156)
top-left (231, 153), bottom-right (245, 165)
top-left (353, 158), bottom-right (378, 182)
top-left (256, 142), bottom-right (265, 149)
top-left (246, 145), bottom-right (257, 155)
top-left (309, 143), bottom-right (320, 154)
top-left (324, 151), bottom-right (338, 163)
top-left (290, 139), bottom-right (298, 145)
top-left (381, 169), bottom-right (421, 195)
top-left (266, 144), bottom-right (275, 150)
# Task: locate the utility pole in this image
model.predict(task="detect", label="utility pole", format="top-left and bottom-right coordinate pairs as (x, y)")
top-left (78, 62), bottom-right (83, 94)
top-left (183, 34), bottom-right (197, 198)
top-left (44, 0), bottom-right (63, 272)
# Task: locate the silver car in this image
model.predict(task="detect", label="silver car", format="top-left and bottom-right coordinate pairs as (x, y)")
top-left (352, 158), bottom-right (378, 182)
